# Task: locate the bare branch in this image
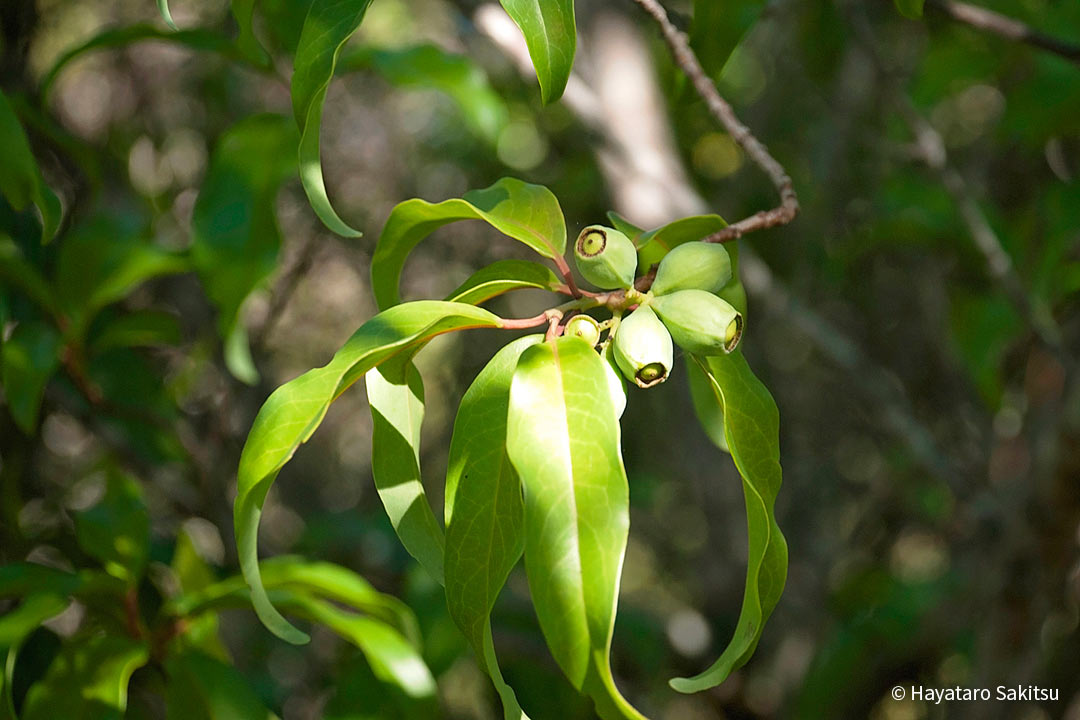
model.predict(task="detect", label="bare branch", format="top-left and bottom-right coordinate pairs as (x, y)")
top-left (627, 0), bottom-right (799, 243)
top-left (927, 0), bottom-right (1080, 66)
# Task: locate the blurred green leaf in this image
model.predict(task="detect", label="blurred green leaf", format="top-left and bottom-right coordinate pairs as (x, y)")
top-left (231, 0), bottom-right (270, 67)
top-left (372, 177), bottom-right (567, 309)
top-left (0, 564), bottom-right (83, 600)
top-left (338, 44), bottom-right (509, 143)
top-left (89, 310), bottom-right (182, 354)
top-left (672, 353), bottom-right (787, 693)
top-left (367, 359), bottom-right (446, 585)
top-left (506, 337), bottom-right (644, 720)
top-left (324, 654), bottom-right (437, 720)
top-left (164, 650), bottom-right (278, 720)
top-left (499, 0), bottom-right (576, 104)
top-left (1, 320), bottom-right (62, 434)
top-left (291, 0), bottom-right (374, 237)
top-left (604, 212), bottom-right (644, 244)
top-left (691, 0), bottom-right (768, 78)
top-left (0, 91), bottom-right (61, 244)
top-left (0, 235), bottom-right (57, 317)
top-left (74, 471), bottom-right (150, 583)
top-left (234, 301), bottom-right (501, 644)
top-left (0, 595), bottom-right (68, 648)
top-left (893, 0), bottom-right (925, 19)
top-left (20, 634), bottom-right (148, 720)
top-left (446, 260), bottom-right (563, 306)
top-left (156, 0), bottom-right (178, 29)
top-left (191, 114), bottom-right (298, 384)
top-left (445, 336), bottom-right (539, 720)
top-left (169, 528), bottom-right (229, 660)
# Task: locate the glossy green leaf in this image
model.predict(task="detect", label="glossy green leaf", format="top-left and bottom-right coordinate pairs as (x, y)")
top-left (686, 355), bottom-right (728, 452)
top-left (234, 301), bottom-right (502, 644)
top-left (0, 235), bottom-right (57, 316)
top-left (372, 177), bottom-right (566, 309)
top-left (40, 26), bottom-right (250, 97)
top-left (691, 0), bottom-right (768, 79)
top-left (74, 471), bottom-right (150, 583)
top-left (446, 259), bottom-right (563, 305)
top-left (893, 0), bottom-right (925, 19)
top-left (191, 114), bottom-right (298, 384)
top-left (636, 214), bottom-right (727, 269)
top-left (89, 310), bottom-right (182, 354)
top-left (165, 650), bottom-right (278, 720)
top-left (367, 358), bottom-right (446, 584)
top-left (157, 0), bottom-right (178, 29)
top-left (506, 337), bottom-right (644, 720)
top-left (499, 0), bottom-right (576, 104)
top-left (20, 634), bottom-right (149, 720)
top-left (445, 335), bottom-right (541, 720)
top-left (338, 44), bottom-right (509, 143)
top-left (604, 212), bottom-right (644, 244)
top-left (0, 91), bottom-right (61, 244)
top-left (1, 320), bottom-right (62, 434)
top-left (673, 353), bottom-right (787, 693)
top-left (291, 0), bottom-right (374, 237)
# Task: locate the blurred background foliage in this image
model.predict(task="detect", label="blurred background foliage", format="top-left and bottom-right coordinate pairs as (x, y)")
top-left (1, 0), bottom-right (1079, 718)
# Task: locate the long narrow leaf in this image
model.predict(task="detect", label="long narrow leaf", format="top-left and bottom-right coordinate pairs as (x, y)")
top-left (498, 0), bottom-right (576, 104)
top-left (0, 91), bottom-right (61, 243)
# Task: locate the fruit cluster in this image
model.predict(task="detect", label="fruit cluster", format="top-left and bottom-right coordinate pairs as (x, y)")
top-left (568, 224), bottom-right (743, 389)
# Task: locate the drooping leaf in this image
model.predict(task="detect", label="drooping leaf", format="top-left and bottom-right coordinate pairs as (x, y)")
top-left (635, 214), bottom-right (727, 269)
top-left (337, 44), bottom-right (509, 143)
top-left (498, 0), bottom-right (576, 104)
top-left (74, 471), bottom-right (150, 583)
top-left (506, 337), bottom-right (645, 720)
top-left (157, 0), bottom-right (179, 29)
top-left (191, 114), bottom-right (298, 384)
top-left (165, 650), bottom-right (278, 720)
top-left (691, 0), bottom-right (769, 79)
top-left (445, 259), bottom-right (563, 306)
top-left (40, 26), bottom-right (251, 97)
top-left (1, 320), bottom-right (62, 434)
top-left (893, 0), bottom-right (925, 19)
top-left (0, 91), bottom-right (61, 244)
top-left (372, 177), bottom-right (567, 309)
top-left (20, 634), bottom-right (149, 720)
top-left (234, 301), bottom-right (502, 644)
top-left (366, 358), bottom-right (446, 585)
top-left (291, 0), bottom-right (374, 237)
top-left (672, 353), bottom-right (787, 693)
top-left (445, 335), bottom-right (541, 720)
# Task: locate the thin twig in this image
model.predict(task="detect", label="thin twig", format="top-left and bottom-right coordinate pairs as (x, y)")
top-left (628, 0), bottom-right (799, 242)
top-left (926, 0), bottom-right (1080, 66)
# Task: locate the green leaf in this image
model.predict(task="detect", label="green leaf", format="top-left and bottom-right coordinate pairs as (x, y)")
top-left (89, 310), bottom-right (182, 354)
top-left (686, 356), bottom-right (728, 452)
top-left (231, 0), bottom-right (270, 66)
top-left (672, 353), bottom-right (787, 693)
top-left (20, 634), bottom-right (149, 720)
top-left (40, 26), bottom-right (250, 97)
top-left (506, 337), bottom-right (645, 720)
top-left (74, 471), bottom-right (150, 583)
top-left (372, 177), bottom-right (567, 309)
top-left (157, 0), bottom-right (179, 29)
top-left (234, 301), bottom-right (502, 644)
top-left (893, 0), bottom-right (925, 19)
top-left (0, 235), bottom-right (57, 316)
top-left (367, 359), bottom-right (446, 584)
top-left (635, 214), bottom-right (727, 269)
top-left (325, 655), bottom-right (436, 720)
top-left (291, 0), bottom-right (374, 237)
top-left (0, 564), bottom-right (83, 599)
top-left (446, 260), bottom-right (563, 305)
top-left (691, 0), bottom-right (768, 79)
top-left (445, 336), bottom-right (541, 720)
top-left (0, 91), bottom-right (61, 244)
top-left (604, 212), bottom-right (644, 244)
top-left (191, 114), bottom-right (298, 384)
top-left (0, 594), bottom-right (68, 648)
top-left (338, 44), bottom-right (509, 143)
top-left (165, 650), bottom-right (278, 720)
top-left (498, 0), bottom-right (576, 104)
top-left (1, 320), bottom-right (62, 434)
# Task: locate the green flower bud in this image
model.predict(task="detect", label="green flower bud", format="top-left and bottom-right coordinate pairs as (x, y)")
top-left (650, 242), bottom-right (732, 296)
top-left (574, 225), bottom-right (637, 290)
top-left (612, 305), bottom-right (673, 388)
top-left (601, 343), bottom-right (627, 418)
top-left (650, 289), bottom-right (743, 355)
top-left (564, 314), bottom-right (601, 347)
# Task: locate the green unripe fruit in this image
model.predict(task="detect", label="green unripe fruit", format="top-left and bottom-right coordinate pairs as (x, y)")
top-left (650, 242), bottom-right (732, 296)
top-left (612, 305), bottom-right (673, 388)
top-left (574, 225), bottom-right (637, 290)
top-left (601, 343), bottom-right (627, 418)
top-left (650, 289), bottom-right (743, 355)
top-left (564, 314), bottom-right (601, 347)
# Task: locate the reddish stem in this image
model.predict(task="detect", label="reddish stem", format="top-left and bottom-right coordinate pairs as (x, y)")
top-left (552, 255), bottom-right (582, 297)
top-left (499, 312), bottom-right (552, 330)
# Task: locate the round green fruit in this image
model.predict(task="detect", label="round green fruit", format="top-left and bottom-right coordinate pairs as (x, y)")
top-left (564, 314), bottom-right (601, 347)
top-left (650, 241), bottom-right (732, 296)
top-left (650, 289), bottom-right (743, 355)
top-left (612, 305), bottom-right (673, 388)
top-left (574, 225), bottom-right (637, 290)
